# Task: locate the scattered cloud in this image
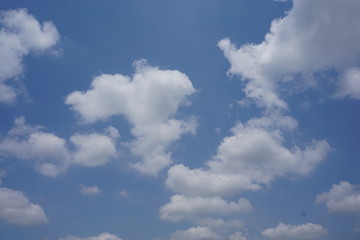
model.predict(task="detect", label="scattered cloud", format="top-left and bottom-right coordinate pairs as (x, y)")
top-left (59, 233), bottom-right (122, 240)
top-left (316, 181), bottom-right (360, 215)
top-left (0, 8), bottom-right (60, 103)
top-left (159, 195), bottom-right (252, 222)
top-left (80, 185), bottom-right (101, 196)
top-left (219, 0), bottom-right (360, 108)
top-left (262, 222), bottom-right (329, 240)
top-left (66, 59), bottom-right (196, 175)
top-left (0, 187), bottom-right (48, 226)
top-left (0, 117), bottom-right (118, 177)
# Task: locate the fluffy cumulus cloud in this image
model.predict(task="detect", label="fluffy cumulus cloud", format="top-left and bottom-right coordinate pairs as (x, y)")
top-left (166, 115), bottom-right (330, 197)
top-left (316, 181), bottom-right (360, 215)
top-left (0, 8), bottom-right (60, 103)
top-left (171, 226), bottom-right (221, 240)
top-left (262, 222), bottom-right (328, 240)
top-left (59, 233), bottom-right (122, 240)
top-left (219, 0), bottom-right (360, 108)
top-left (159, 195), bottom-right (252, 222)
top-left (0, 117), bottom-right (70, 177)
top-left (71, 133), bottom-right (117, 167)
top-left (166, 164), bottom-right (260, 197)
top-left (66, 59), bottom-right (196, 175)
top-left (0, 117), bottom-right (118, 177)
top-left (0, 187), bottom-right (48, 226)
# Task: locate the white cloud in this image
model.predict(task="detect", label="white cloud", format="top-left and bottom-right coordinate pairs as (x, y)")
top-left (0, 117), bottom-right (70, 177)
top-left (104, 126), bottom-right (121, 140)
top-left (0, 8), bottom-right (59, 103)
top-left (219, 0), bottom-right (360, 108)
top-left (66, 59), bottom-right (196, 175)
top-left (0, 187), bottom-right (48, 226)
top-left (262, 222), bottom-right (328, 240)
top-left (166, 164), bottom-right (260, 197)
top-left (59, 233), bottom-right (122, 240)
top-left (159, 195), bottom-right (252, 222)
top-left (316, 181), bottom-right (360, 215)
top-left (229, 231), bottom-right (247, 240)
top-left (211, 121), bottom-right (329, 182)
top-left (166, 115), bottom-right (330, 197)
top-left (0, 117), bottom-right (118, 177)
top-left (80, 185), bottom-right (101, 196)
top-left (336, 68), bottom-right (360, 99)
top-left (171, 226), bottom-right (221, 240)
top-left (194, 218), bottom-right (244, 231)
top-left (71, 133), bottom-right (117, 167)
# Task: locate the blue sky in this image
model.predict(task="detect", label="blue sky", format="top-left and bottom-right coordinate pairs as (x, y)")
top-left (0, 0), bottom-right (360, 239)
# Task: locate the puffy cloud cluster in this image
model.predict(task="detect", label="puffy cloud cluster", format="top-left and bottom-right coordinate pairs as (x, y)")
top-left (66, 60), bottom-right (196, 175)
top-left (0, 8), bottom-right (60, 103)
top-left (219, 0), bottom-right (360, 108)
top-left (163, 114), bottom-right (329, 239)
top-left (0, 117), bottom-right (118, 177)
top-left (316, 181), bottom-right (360, 215)
top-left (59, 233), bottom-right (122, 240)
top-left (262, 222), bottom-right (328, 240)
top-left (0, 187), bottom-right (48, 226)
top-left (166, 115), bottom-right (330, 198)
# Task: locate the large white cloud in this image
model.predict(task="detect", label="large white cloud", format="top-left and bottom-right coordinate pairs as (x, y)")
top-left (219, 0), bottom-right (360, 108)
top-left (66, 60), bottom-right (196, 175)
top-left (59, 233), bottom-right (122, 240)
top-left (0, 8), bottom-right (59, 103)
top-left (316, 181), bottom-right (360, 215)
top-left (166, 115), bottom-right (330, 197)
top-left (262, 222), bottom-right (328, 240)
top-left (159, 195), bottom-right (252, 222)
top-left (0, 187), bottom-right (48, 226)
top-left (0, 117), bottom-right (118, 177)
